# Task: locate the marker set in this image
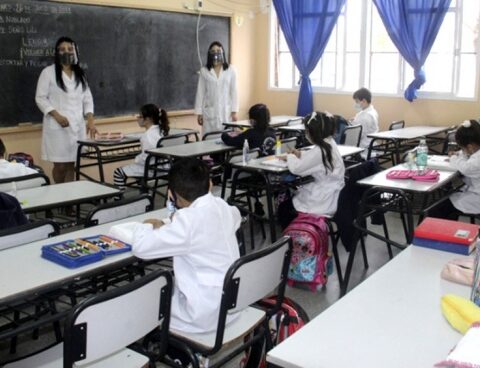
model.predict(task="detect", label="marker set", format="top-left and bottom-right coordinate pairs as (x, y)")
top-left (41, 235), bottom-right (131, 268)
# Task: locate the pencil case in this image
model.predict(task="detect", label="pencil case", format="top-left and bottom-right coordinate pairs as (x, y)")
top-left (386, 169), bottom-right (439, 182)
top-left (41, 235), bottom-right (131, 268)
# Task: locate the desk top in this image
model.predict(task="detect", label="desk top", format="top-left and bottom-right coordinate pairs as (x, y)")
top-left (224, 115), bottom-right (302, 128)
top-left (267, 246), bottom-right (468, 368)
top-left (278, 124), bottom-right (305, 132)
top-left (0, 208), bottom-right (168, 305)
top-left (17, 181), bottom-right (121, 213)
top-left (146, 140), bottom-right (235, 158)
top-left (357, 163), bottom-right (457, 192)
top-left (77, 128), bottom-right (199, 147)
top-left (233, 145), bottom-right (365, 173)
top-left (368, 126), bottom-right (448, 140)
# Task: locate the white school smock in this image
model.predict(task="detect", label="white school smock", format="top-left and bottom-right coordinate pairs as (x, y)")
top-left (35, 64), bottom-right (94, 162)
top-left (132, 192), bottom-right (241, 333)
top-left (121, 125), bottom-right (162, 177)
top-left (0, 159), bottom-right (37, 179)
top-left (287, 138), bottom-right (345, 216)
top-left (194, 66), bottom-right (238, 135)
top-left (351, 104), bottom-right (379, 154)
top-left (449, 150), bottom-right (480, 214)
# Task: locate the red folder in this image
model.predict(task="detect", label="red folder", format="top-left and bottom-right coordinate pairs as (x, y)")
top-left (414, 217), bottom-right (480, 245)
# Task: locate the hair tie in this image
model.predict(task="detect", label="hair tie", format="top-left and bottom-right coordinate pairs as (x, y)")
top-left (306, 111), bottom-right (317, 126)
top-left (462, 120), bottom-right (471, 128)
top-left (324, 110), bottom-right (333, 118)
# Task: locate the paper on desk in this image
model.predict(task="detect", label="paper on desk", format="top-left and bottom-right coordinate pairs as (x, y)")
top-left (428, 155), bottom-right (455, 171)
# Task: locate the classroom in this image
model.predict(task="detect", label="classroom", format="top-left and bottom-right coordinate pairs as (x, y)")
top-left (1, 0), bottom-right (480, 367)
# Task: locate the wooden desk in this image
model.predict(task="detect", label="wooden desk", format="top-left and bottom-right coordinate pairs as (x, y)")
top-left (367, 126), bottom-right (449, 164)
top-left (267, 246), bottom-right (468, 368)
top-left (224, 115), bottom-right (302, 129)
top-left (17, 181), bottom-right (121, 214)
top-left (76, 128), bottom-right (199, 183)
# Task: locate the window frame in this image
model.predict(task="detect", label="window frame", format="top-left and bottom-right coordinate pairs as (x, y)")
top-left (268, 0), bottom-right (480, 101)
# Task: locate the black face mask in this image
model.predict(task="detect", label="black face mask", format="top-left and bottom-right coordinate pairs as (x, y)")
top-left (59, 52), bottom-right (75, 65)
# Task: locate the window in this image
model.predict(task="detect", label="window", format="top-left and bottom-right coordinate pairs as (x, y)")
top-left (269, 0), bottom-right (479, 99)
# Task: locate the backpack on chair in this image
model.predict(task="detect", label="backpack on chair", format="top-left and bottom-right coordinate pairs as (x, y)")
top-left (283, 212), bottom-right (333, 291)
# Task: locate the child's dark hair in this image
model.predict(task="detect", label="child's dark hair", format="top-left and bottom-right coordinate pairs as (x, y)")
top-left (249, 103), bottom-right (270, 133)
top-left (0, 139), bottom-right (5, 158)
top-left (303, 112), bottom-right (335, 173)
top-left (169, 158), bottom-right (210, 202)
top-left (455, 120), bottom-right (480, 148)
top-left (54, 36), bottom-right (88, 92)
top-left (140, 104), bottom-right (170, 136)
top-left (353, 88), bottom-right (372, 104)
top-left (206, 41), bottom-right (229, 70)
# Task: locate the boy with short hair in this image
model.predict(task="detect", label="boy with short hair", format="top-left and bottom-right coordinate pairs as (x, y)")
top-left (0, 139), bottom-right (37, 179)
top-left (351, 88), bottom-right (379, 153)
top-left (132, 157), bottom-right (241, 333)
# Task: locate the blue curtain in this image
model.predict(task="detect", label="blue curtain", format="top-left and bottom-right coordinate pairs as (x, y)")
top-left (273, 0), bottom-right (345, 116)
top-left (373, 0), bottom-right (451, 102)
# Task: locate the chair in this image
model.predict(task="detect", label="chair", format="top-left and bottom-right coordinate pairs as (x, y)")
top-left (164, 236), bottom-right (292, 368)
top-left (202, 129), bottom-right (232, 141)
top-left (0, 220), bottom-right (59, 251)
top-left (202, 129), bottom-right (233, 185)
top-left (389, 120), bottom-right (405, 130)
top-left (4, 268), bottom-right (172, 368)
top-left (340, 125), bottom-right (363, 147)
top-left (0, 172), bottom-right (50, 192)
top-left (442, 128), bottom-right (457, 155)
top-left (84, 194), bottom-right (153, 227)
top-left (280, 136), bottom-right (297, 153)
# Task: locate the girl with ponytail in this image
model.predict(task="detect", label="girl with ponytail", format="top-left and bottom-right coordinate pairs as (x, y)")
top-left (278, 111), bottom-right (345, 229)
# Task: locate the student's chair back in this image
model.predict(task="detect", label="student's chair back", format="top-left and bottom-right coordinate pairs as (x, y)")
top-left (0, 172), bottom-right (49, 192)
top-left (341, 125), bottom-right (363, 147)
top-left (167, 237), bottom-right (292, 367)
top-left (84, 194), bottom-right (153, 227)
top-left (389, 120), bottom-right (405, 130)
top-left (4, 269), bottom-right (172, 368)
top-left (202, 129), bottom-right (232, 141)
top-left (280, 137), bottom-right (297, 152)
top-left (442, 128), bottom-right (457, 155)
top-left (0, 220), bottom-right (59, 251)
top-left (156, 133), bottom-right (189, 148)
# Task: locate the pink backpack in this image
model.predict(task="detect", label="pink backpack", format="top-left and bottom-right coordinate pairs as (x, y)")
top-left (283, 212), bottom-right (333, 291)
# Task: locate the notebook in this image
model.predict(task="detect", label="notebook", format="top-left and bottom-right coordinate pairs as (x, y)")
top-left (261, 157), bottom-right (288, 168)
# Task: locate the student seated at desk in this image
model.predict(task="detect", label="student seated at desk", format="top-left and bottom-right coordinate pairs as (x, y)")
top-left (431, 120), bottom-right (480, 220)
top-left (278, 112), bottom-right (345, 229)
top-left (131, 157), bottom-right (241, 333)
top-left (113, 103), bottom-right (170, 188)
top-left (221, 103), bottom-right (276, 156)
top-left (351, 87), bottom-right (379, 155)
top-left (0, 139), bottom-right (37, 179)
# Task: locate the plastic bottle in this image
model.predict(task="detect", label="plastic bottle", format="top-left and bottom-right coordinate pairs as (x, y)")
top-left (242, 139), bottom-right (250, 165)
top-left (275, 138), bottom-right (282, 156)
top-left (405, 149), bottom-right (416, 169)
top-left (415, 139), bottom-right (428, 174)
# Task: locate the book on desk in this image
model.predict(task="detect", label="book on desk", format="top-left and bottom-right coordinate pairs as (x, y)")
top-left (413, 217), bottom-right (479, 255)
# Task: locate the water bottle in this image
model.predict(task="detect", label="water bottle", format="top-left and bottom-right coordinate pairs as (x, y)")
top-left (242, 139), bottom-right (250, 165)
top-left (405, 149), bottom-right (416, 169)
top-left (416, 139), bottom-right (428, 174)
top-left (275, 138), bottom-right (282, 156)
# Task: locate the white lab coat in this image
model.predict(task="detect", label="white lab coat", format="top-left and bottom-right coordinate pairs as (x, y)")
top-left (35, 64), bottom-right (94, 162)
top-left (194, 66), bottom-right (238, 135)
top-left (286, 138), bottom-right (345, 216)
top-left (449, 150), bottom-right (480, 214)
top-left (132, 192), bottom-right (241, 333)
top-left (121, 125), bottom-right (162, 177)
top-left (0, 159), bottom-right (37, 180)
top-left (351, 105), bottom-right (379, 154)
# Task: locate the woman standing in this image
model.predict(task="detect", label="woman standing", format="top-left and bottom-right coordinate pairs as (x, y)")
top-left (35, 36), bottom-right (97, 184)
top-left (194, 41), bottom-right (238, 136)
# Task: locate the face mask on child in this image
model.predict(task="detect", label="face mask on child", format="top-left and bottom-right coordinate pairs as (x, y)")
top-left (354, 102), bottom-right (362, 111)
top-left (137, 118), bottom-right (145, 127)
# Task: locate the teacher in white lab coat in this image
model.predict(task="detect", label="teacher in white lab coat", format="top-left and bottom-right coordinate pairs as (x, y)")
top-left (194, 41), bottom-right (239, 136)
top-left (35, 36), bottom-right (97, 184)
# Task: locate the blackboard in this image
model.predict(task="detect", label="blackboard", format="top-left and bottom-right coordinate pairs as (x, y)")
top-left (0, 1), bottom-right (230, 127)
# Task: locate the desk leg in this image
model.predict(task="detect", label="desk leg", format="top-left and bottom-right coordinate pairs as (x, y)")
top-left (95, 146), bottom-right (105, 183)
top-left (394, 140), bottom-right (401, 165)
top-left (75, 144), bottom-right (83, 181)
top-left (263, 174), bottom-right (277, 242)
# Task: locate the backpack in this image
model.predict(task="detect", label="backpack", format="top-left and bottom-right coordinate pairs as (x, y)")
top-left (8, 152), bottom-right (34, 167)
top-left (0, 192), bottom-right (28, 230)
top-left (283, 212), bottom-right (333, 291)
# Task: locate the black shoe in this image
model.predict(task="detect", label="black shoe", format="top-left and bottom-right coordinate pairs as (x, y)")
top-left (254, 201), bottom-right (265, 217)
